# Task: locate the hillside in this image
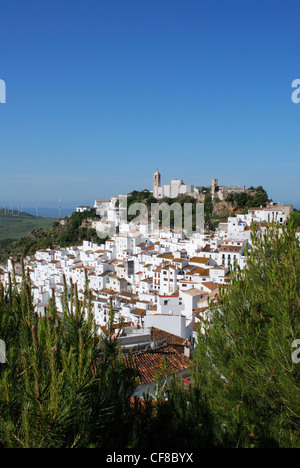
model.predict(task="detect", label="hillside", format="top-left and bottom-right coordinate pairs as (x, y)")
top-left (1, 188), bottom-right (296, 264)
top-left (0, 209), bottom-right (106, 263)
top-left (126, 185), bottom-right (270, 229)
top-left (0, 209), bottom-right (58, 241)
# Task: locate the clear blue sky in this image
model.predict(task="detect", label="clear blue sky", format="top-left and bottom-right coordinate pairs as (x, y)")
top-left (0, 0), bottom-right (300, 210)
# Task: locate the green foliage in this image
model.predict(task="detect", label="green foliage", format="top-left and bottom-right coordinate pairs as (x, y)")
top-left (204, 194), bottom-right (213, 224)
top-left (0, 209), bottom-right (57, 241)
top-left (0, 210), bottom-right (107, 263)
top-left (126, 190), bottom-right (156, 223)
top-left (226, 186), bottom-right (269, 209)
top-left (129, 374), bottom-right (215, 449)
top-left (195, 222), bottom-right (300, 447)
top-left (196, 186), bottom-right (211, 194)
top-left (126, 189), bottom-right (207, 230)
top-left (0, 271), bottom-right (135, 448)
top-left (290, 210), bottom-right (300, 228)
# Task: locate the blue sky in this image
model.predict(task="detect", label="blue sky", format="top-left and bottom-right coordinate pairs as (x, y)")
top-left (0, 0), bottom-right (300, 210)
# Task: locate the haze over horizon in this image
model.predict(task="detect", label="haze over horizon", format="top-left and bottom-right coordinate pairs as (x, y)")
top-left (0, 0), bottom-right (300, 210)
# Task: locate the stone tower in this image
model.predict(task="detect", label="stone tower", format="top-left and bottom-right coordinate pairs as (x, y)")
top-left (211, 178), bottom-right (218, 200)
top-left (153, 170), bottom-right (161, 198)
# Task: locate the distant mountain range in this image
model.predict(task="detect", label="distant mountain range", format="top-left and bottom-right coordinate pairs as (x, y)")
top-left (21, 207), bottom-right (75, 218)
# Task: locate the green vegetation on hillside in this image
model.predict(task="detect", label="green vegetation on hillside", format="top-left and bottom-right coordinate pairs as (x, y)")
top-left (0, 209), bottom-right (57, 241)
top-left (126, 189), bottom-right (209, 231)
top-left (125, 186), bottom-right (270, 230)
top-left (0, 210), bottom-right (106, 263)
top-left (225, 185), bottom-right (269, 210)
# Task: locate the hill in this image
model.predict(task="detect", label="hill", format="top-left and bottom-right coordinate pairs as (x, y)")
top-left (1, 188), bottom-right (296, 264)
top-left (0, 209), bottom-right (106, 263)
top-left (0, 209), bottom-right (58, 241)
top-left (126, 185), bottom-right (271, 229)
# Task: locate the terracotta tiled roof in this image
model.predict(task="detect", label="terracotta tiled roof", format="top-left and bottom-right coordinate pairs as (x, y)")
top-left (189, 256), bottom-right (209, 264)
top-left (219, 245), bottom-right (242, 253)
top-left (201, 282), bottom-right (219, 292)
top-left (143, 245), bottom-right (155, 251)
top-left (150, 327), bottom-right (190, 348)
top-left (157, 253), bottom-right (174, 259)
top-left (131, 308), bottom-right (146, 317)
top-left (183, 288), bottom-right (205, 297)
top-left (126, 344), bottom-right (188, 385)
top-left (188, 267), bottom-right (210, 277)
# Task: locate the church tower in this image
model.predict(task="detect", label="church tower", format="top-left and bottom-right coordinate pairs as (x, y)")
top-left (153, 170), bottom-right (161, 198)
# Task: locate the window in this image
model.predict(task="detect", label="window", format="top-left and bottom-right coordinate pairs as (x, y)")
top-left (164, 300), bottom-right (168, 306)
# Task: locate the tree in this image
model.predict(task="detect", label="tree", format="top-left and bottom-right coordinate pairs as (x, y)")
top-left (129, 366), bottom-right (215, 449)
top-left (290, 210), bottom-right (300, 228)
top-left (0, 268), bottom-right (135, 448)
top-left (195, 222), bottom-right (300, 447)
top-left (204, 194), bottom-right (213, 224)
top-left (251, 187), bottom-right (268, 207)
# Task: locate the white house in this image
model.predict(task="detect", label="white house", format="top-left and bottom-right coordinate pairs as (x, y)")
top-left (76, 206), bottom-right (91, 213)
top-left (143, 295), bottom-right (193, 342)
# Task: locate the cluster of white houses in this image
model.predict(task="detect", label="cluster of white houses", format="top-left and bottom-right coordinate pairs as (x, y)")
top-left (1, 200), bottom-right (293, 338)
top-left (0, 184), bottom-right (296, 397)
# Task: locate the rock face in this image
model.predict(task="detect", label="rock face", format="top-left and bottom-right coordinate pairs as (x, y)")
top-left (212, 201), bottom-right (234, 218)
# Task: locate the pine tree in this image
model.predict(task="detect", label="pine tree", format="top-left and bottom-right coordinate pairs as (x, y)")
top-left (128, 359), bottom-right (215, 448)
top-left (0, 268), bottom-right (135, 448)
top-left (195, 222), bottom-right (300, 447)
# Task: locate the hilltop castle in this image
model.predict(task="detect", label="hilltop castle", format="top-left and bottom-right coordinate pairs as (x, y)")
top-left (211, 178), bottom-right (245, 201)
top-left (152, 171), bottom-right (245, 201)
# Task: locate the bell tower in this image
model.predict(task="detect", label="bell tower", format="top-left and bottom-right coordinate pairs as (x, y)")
top-left (153, 170), bottom-right (161, 198)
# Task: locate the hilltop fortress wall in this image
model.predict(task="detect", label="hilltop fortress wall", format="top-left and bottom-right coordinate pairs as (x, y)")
top-left (211, 178), bottom-right (245, 201)
top-left (152, 171), bottom-right (246, 202)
